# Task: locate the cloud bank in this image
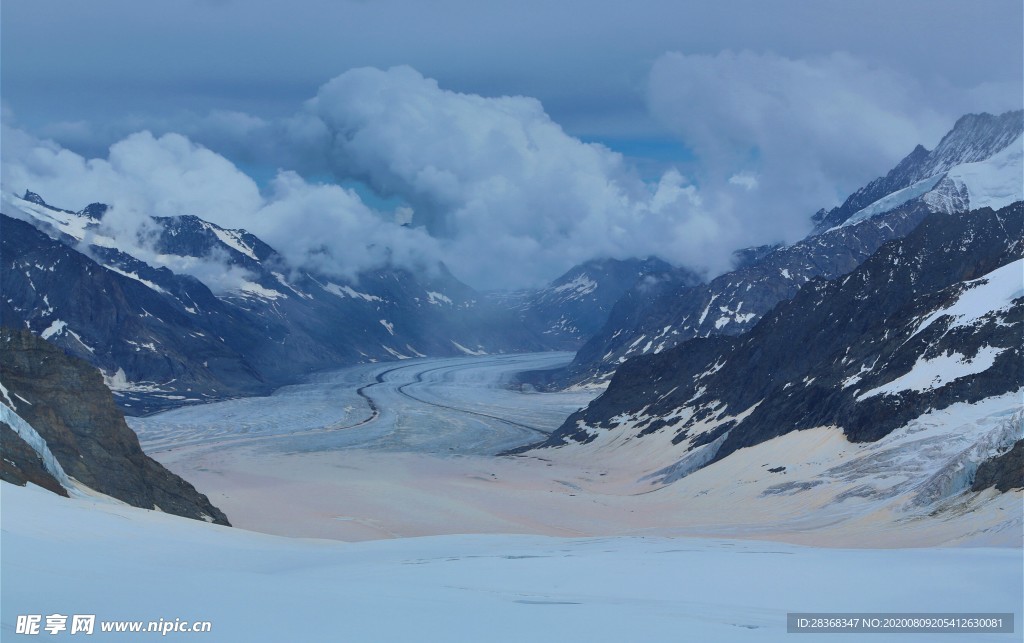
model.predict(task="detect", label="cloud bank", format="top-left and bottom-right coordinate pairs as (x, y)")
top-left (3, 69), bottom-right (750, 290)
top-left (646, 51), bottom-right (955, 243)
top-left (297, 66), bottom-right (743, 287)
top-left (4, 57), bottom-right (1018, 291)
top-left (1, 123), bottom-right (438, 289)
top-left (7, 0), bottom-right (1021, 151)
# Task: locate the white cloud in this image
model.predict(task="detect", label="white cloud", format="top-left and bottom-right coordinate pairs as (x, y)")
top-left (5, 77), bottom-right (745, 290)
top-left (254, 171), bottom-right (440, 282)
top-left (1, 126), bottom-right (263, 225)
top-left (4, 58), bottom-right (1017, 292)
top-left (728, 173), bottom-right (759, 190)
top-left (0, 122), bottom-right (436, 289)
top-left (291, 66), bottom-right (757, 287)
top-left (647, 51), bottom-right (955, 244)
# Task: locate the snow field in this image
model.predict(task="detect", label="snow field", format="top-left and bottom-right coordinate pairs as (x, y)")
top-left (2, 482), bottom-right (1020, 642)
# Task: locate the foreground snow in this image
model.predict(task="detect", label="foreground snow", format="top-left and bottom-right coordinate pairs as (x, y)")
top-left (2, 483), bottom-right (1020, 642)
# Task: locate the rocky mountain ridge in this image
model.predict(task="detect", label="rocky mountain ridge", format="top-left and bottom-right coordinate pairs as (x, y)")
top-left (2, 192), bottom-right (665, 414)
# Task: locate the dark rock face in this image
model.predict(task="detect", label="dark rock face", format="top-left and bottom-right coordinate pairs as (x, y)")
top-left (972, 440), bottom-right (1024, 492)
top-left (0, 422), bottom-right (69, 497)
top-left (732, 244), bottom-right (783, 270)
top-left (151, 214), bottom-right (276, 265)
top-left (0, 327), bottom-right (230, 525)
top-left (543, 204), bottom-right (1023, 472)
top-left (1, 213), bottom-right (272, 414)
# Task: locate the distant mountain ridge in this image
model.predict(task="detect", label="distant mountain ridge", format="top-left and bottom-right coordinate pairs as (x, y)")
top-left (493, 257), bottom-right (698, 349)
top-left (1, 192), bottom-right (666, 413)
top-left (2, 110), bottom-right (1020, 418)
top-left (545, 203), bottom-right (1023, 451)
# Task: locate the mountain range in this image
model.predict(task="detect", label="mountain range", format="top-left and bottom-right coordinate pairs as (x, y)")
top-left (527, 109), bottom-right (1023, 390)
top-left (530, 202), bottom-right (1022, 534)
top-left (2, 193), bottom-right (666, 414)
top-left (518, 110), bottom-right (1023, 523)
top-left (1, 109), bottom-right (1021, 526)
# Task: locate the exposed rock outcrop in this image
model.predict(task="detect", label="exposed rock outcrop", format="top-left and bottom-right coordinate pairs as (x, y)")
top-left (0, 422), bottom-right (69, 497)
top-left (0, 327), bottom-right (230, 525)
top-left (972, 440), bottom-right (1024, 492)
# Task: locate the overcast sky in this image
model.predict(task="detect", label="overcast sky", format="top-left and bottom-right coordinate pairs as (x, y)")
top-left (2, 0), bottom-right (1022, 289)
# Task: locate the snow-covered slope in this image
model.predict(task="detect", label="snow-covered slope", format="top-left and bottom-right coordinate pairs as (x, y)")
top-left (943, 133), bottom-right (1023, 210)
top-left (814, 109), bottom-right (1023, 231)
top-left (3, 481), bottom-right (1021, 642)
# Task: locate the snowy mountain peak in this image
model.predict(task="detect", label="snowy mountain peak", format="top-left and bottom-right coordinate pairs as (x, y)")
top-left (927, 110), bottom-right (1024, 175)
top-left (813, 109), bottom-right (1023, 232)
top-left (836, 131), bottom-right (1023, 230)
top-left (541, 203), bottom-right (1023, 516)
